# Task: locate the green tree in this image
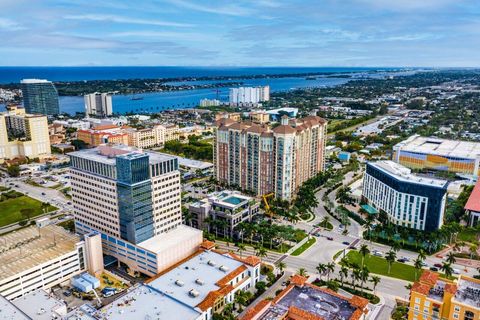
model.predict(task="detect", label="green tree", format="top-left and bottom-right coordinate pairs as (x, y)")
top-left (413, 257), bottom-right (423, 281)
top-left (316, 263), bottom-right (326, 280)
top-left (297, 268), bottom-right (308, 277)
top-left (359, 244), bottom-right (370, 269)
top-left (385, 250), bottom-right (397, 275)
top-left (445, 252), bottom-right (456, 265)
top-left (20, 208), bottom-right (35, 221)
top-left (370, 276), bottom-right (381, 294)
top-left (441, 262), bottom-right (454, 278)
top-left (339, 266), bottom-right (349, 286)
top-left (237, 244), bottom-right (246, 258)
top-left (7, 165), bottom-right (20, 177)
top-left (276, 261), bottom-right (286, 274)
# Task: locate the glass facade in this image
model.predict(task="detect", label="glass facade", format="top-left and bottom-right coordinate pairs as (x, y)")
top-left (21, 81), bottom-right (59, 115)
top-left (116, 154), bottom-right (154, 244)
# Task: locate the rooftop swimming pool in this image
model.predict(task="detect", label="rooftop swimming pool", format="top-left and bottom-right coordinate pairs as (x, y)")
top-left (222, 196), bottom-right (246, 205)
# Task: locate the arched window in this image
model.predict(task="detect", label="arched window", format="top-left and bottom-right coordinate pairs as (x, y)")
top-left (464, 310), bottom-right (474, 320)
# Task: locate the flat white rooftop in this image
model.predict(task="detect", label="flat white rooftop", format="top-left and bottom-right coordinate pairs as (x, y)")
top-left (138, 225), bottom-right (202, 253)
top-left (395, 134), bottom-right (480, 159)
top-left (12, 290), bottom-right (66, 320)
top-left (155, 152), bottom-right (213, 170)
top-left (0, 225), bottom-right (80, 281)
top-left (97, 285), bottom-right (201, 320)
top-left (20, 79), bottom-right (51, 84)
top-left (369, 160), bottom-right (448, 188)
top-left (148, 250), bottom-right (244, 308)
top-left (0, 295), bottom-right (29, 320)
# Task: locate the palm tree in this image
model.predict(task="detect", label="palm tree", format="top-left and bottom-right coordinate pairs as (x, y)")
top-left (359, 267), bottom-right (370, 293)
top-left (359, 244), bottom-right (370, 269)
top-left (418, 249), bottom-right (426, 262)
top-left (469, 244), bottom-right (478, 260)
top-left (339, 266), bottom-right (349, 286)
top-left (370, 276), bottom-right (381, 294)
top-left (413, 257), bottom-right (423, 281)
top-left (316, 263), bottom-right (327, 281)
top-left (276, 261), bottom-right (286, 275)
top-left (441, 262), bottom-right (453, 278)
top-left (326, 280), bottom-right (340, 292)
top-left (257, 247), bottom-right (268, 262)
top-left (320, 216), bottom-right (330, 229)
top-left (351, 268), bottom-right (361, 291)
top-left (325, 262), bottom-right (335, 282)
top-left (237, 244), bottom-right (246, 258)
top-left (445, 252), bottom-right (456, 265)
top-left (297, 268), bottom-right (308, 277)
top-left (385, 250), bottom-right (397, 275)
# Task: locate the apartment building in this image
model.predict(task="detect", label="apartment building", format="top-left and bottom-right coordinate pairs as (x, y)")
top-left (69, 145), bottom-right (202, 276)
top-left (408, 271), bottom-right (480, 320)
top-left (188, 190), bottom-right (260, 236)
top-left (0, 105), bottom-right (51, 160)
top-left (84, 92), bottom-right (113, 117)
top-left (362, 161), bottom-right (448, 231)
top-left (214, 115), bottom-right (327, 200)
top-left (0, 225), bottom-right (102, 301)
top-left (229, 86), bottom-right (270, 106)
top-left (77, 124), bottom-right (129, 147)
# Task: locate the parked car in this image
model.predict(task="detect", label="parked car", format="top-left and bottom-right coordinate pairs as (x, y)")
top-left (453, 268), bottom-right (461, 275)
top-left (372, 250), bottom-right (383, 257)
top-left (63, 290), bottom-right (71, 297)
top-left (342, 241), bottom-right (350, 245)
top-left (397, 258), bottom-right (407, 263)
top-left (430, 267), bottom-right (439, 272)
top-left (434, 263), bottom-right (442, 268)
top-left (327, 237), bottom-right (334, 241)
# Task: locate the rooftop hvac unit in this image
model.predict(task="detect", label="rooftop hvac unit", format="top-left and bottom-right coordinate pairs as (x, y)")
top-left (207, 260), bottom-right (216, 266)
top-left (175, 280), bottom-right (185, 287)
top-left (219, 265), bottom-right (229, 272)
top-left (195, 279), bottom-right (205, 285)
top-left (189, 289), bottom-right (200, 297)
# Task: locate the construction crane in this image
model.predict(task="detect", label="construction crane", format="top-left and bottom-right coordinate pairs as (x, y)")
top-left (262, 193), bottom-right (275, 218)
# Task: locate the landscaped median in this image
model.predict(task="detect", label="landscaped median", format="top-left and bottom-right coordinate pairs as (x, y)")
top-left (291, 237), bottom-right (316, 256)
top-left (341, 250), bottom-right (420, 282)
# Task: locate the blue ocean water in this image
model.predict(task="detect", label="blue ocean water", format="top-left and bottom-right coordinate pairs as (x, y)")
top-left (0, 66), bottom-right (406, 114)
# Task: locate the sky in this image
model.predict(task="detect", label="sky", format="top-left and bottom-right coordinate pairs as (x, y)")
top-left (0, 0), bottom-right (479, 67)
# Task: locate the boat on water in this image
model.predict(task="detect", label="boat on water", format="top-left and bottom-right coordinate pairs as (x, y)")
top-left (130, 95), bottom-right (144, 100)
top-left (305, 76), bottom-right (317, 80)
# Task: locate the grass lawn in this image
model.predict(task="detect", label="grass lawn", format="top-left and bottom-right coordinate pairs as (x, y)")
top-left (291, 237), bottom-right (316, 256)
top-left (457, 228), bottom-right (479, 243)
top-left (0, 195), bottom-right (57, 227)
top-left (343, 250), bottom-right (421, 282)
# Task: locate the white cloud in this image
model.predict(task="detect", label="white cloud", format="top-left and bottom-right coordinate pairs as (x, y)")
top-left (0, 17), bottom-right (24, 30)
top-left (64, 14), bottom-right (193, 27)
top-left (164, 0), bottom-right (254, 16)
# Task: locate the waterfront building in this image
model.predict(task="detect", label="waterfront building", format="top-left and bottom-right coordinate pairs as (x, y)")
top-left (229, 86), bottom-right (270, 106)
top-left (408, 270), bottom-right (480, 320)
top-left (84, 92), bottom-right (113, 117)
top-left (20, 79), bottom-right (59, 115)
top-left (464, 180), bottom-right (480, 227)
top-left (68, 145), bottom-right (202, 276)
top-left (214, 115), bottom-right (327, 200)
top-left (0, 225), bottom-right (102, 300)
top-left (199, 98), bottom-right (221, 107)
top-left (0, 105), bottom-right (51, 160)
top-left (188, 190), bottom-right (260, 236)
top-left (362, 161), bottom-right (448, 231)
top-left (265, 107), bottom-right (299, 122)
top-left (126, 124), bottom-right (167, 149)
top-left (241, 274), bottom-right (369, 320)
top-left (393, 135), bottom-right (480, 177)
top-left (53, 119), bottom-right (91, 130)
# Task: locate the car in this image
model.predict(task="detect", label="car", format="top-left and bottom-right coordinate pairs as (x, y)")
top-left (420, 261), bottom-right (428, 267)
top-left (15, 184), bottom-right (19, 187)
top-left (348, 245), bottom-right (356, 250)
top-left (327, 237), bottom-right (334, 241)
top-left (342, 241), bottom-right (350, 245)
top-left (401, 256), bottom-right (410, 262)
top-left (430, 267), bottom-right (439, 272)
top-left (67, 201), bottom-right (72, 205)
top-left (63, 290), bottom-right (71, 297)
top-left (9, 183), bottom-right (13, 186)
top-left (434, 263), bottom-right (442, 268)
top-left (453, 268), bottom-right (461, 275)
top-left (397, 258), bottom-right (407, 263)
top-left (41, 192), bottom-right (46, 195)
top-left (372, 250), bottom-right (383, 257)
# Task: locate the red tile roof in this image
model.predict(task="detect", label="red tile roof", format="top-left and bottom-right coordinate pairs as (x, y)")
top-left (240, 300), bottom-right (272, 320)
top-left (419, 270), bottom-right (439, 286)
top-left (444, 283), bottom-right (458, 294)
top-left (465, 181), bottom-right (480, 212)
top-left (411, 282), bottom-right (431, 295)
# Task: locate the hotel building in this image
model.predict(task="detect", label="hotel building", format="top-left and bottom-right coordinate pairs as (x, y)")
top-left (20, 79), bottom-right (59, 115)
top-left (0, 105), bottom-right (51, 160)
top-left (84, 92), bottom-right (113, 117)
top-left (0, 225), bottom-right (102, 301)
top-left (214, 115), bottom-right (327, 200)
top-left (363, 161), bottom-right (448, 231)
top-left (408, 271), bottom-right (480, 320)
top-left (69, 145), bottom-right (202, 276)
top-left (393, 135), bottom-right (480, 177)
top-left (241, 274), bottom-right (369, 320)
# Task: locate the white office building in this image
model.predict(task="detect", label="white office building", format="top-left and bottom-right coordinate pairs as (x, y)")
top-left (69, 145), bottom-right (202, 276)
top-left (84, 92), bottom-right (113, 117)
top-left (362, 161), bottom-right (448, 231)
top-left (229, 86), bottom-right (270, 106)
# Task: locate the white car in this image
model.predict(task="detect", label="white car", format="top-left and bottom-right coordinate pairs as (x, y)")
top-left (453, 268), bottom-right (461, 275)
top-left (372, 250), bottom-right (383, 257)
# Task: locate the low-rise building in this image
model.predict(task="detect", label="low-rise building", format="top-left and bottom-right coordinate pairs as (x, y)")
top-left (408, 271), bottom-right (480, 320)
top-left (77, 125), bottom-right (129, 147)
top-left (362, 161), bottom-right (448, 231)
top-left (464, 180), bottom-right (480, 227)
top-left (0, 225), bottom-right (103, 300)
top-left (188, 190), bottom-right (260, 236)
top-left (215, 112), bottom-right (241, 122)
top-left (241, 275), bottom-right (369, 320)
top-left (249, 110), bottom-right (270, 124)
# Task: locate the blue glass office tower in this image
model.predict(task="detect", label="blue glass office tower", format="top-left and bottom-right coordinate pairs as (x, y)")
top-left (21, 79), bottom-right (59, 115)
top-left (116, 153), bottom-right (155, 244)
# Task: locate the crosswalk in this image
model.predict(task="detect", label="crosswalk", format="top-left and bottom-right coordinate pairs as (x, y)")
top-left (214, 241), bottom-right (286, 265)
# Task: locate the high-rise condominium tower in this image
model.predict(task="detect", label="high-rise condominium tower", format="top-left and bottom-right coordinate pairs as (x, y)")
top-left (84, 92), bottom-right (113, 117)
top-left (20, 79), bottom-right (59, 115)
top-left (214, 115), bottom-right (327, 200)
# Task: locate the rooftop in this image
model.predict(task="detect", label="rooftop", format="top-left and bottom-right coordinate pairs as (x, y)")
top-left (96, 285), bottom-right (201, 320)
top-left (147, 250), bottom-right (244, 308)
top-left (138, 225), bottom-right (202, 254)
top-left (12, 290), bottom-right (66, 320)
top-left (368, 160), bottom-right (448, 188)
top-left (394, 134), bottom-right (480, 159)
top-left (465, 180), bottom-right (480, 212)
top-left (154, 152), bottom-right (213, 170)
top-left (0, 295), bottom-right (29, 320)
top-left (68, 145), bottom-right (175, 166)
top-left (190, 190), bottom-right (253, 210)
top-left (0, 225), bottom-right (81, 281)
top-left (20, 79), bottom-right (52, 84)
top-left (454, 275), bottom-right (480, 309)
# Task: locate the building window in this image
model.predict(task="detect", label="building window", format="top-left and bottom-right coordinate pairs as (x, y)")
top-left (464, 311), bottom-right (474, 320)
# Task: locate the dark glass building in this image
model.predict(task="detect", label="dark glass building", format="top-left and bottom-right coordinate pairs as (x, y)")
top-left (21, 79), bottom-right (59, 115)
